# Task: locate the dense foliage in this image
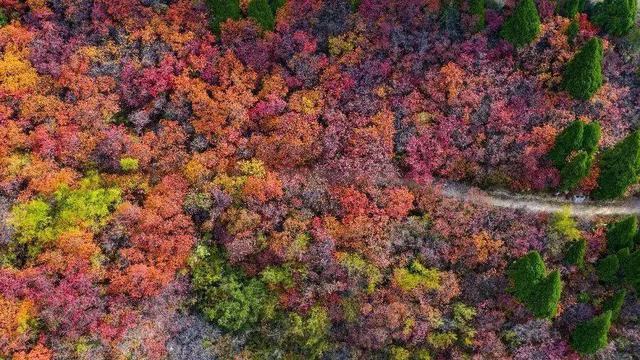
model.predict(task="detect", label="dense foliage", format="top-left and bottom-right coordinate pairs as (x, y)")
top-left (0, 0), bottom-right (638, 358)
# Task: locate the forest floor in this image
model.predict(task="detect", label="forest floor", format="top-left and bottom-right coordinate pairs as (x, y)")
top-left (439, 182), bottom-right (640, 217)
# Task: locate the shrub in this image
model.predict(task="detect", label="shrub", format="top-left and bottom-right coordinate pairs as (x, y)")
top-left (119, 157), bottom-right (139, 172)
top-left (559, 0), bottom-right (582, 17)
top-left (594, 130), bottom-right (640, 199)
top-left (602, 289), bottom-right (626, 320)
top-left (591, 0), bottom-right (637, 36)
top-left (394, 260), bottom-right (441, 291)
top-left (606, 216), bottom-right (638, 253)
top-left (207, 0), bottom-right (242, 34)
top-left (565, 238), bottom-right (587, 268)
top-left (566, 19), bottom-right (580, 44)
top-left (470, 0), bottom-right (486, 30)
top-left (500, 0), bottom-right (541, 47)
top-left (562, 37), bottom-right (604, 100)
top-left (596, 254), bottom-right (620, 283)
top-left (581, 121), bottom-right (601, 155)
top-left (248, 0), bottom-right (275, 31)
top-left (0, 9), bottom-right (7, 27)
top-left (571, 311), bottom-right (612, 355)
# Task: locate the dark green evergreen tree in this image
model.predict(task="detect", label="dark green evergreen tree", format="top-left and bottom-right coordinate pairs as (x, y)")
top-left (500, 0), bottom-right (541, 47)
top-left (207, 0), bottom-right (242, 34)
top-left (571, 311), bottom-right (613, 355)
top-left (581, 121), bottom-right (601, 155)
top-left (565, 238), bottom-right (587, 269)
top-left (606, 216), bottom-right (638, 253)
top-left (566, 19), bottom-right (580, 45)
top-left (560, 151), bottom-right (591, 191)
top-left (623, 249), bottom-right (640, 291)
top-left (594, 130), bottom-right (640, 200)
top-left (269, 0), bottom-right (286, 14)
top-left (591, 0), bottom-right (638, 36)
top-left (562, 37), bottom-right (604, 100)
top-left (470, 0), bottom-right (486, 31)
top-left (507, 251), bottom-right (546, 301)
top-left (248, 0), bottom-right (275, 31)
top-left (548, 120), bottom-right (584, 169)
top-left (596, 254), bottom-right (620, 283)
top-left (560, 0), bottom-right (582, 17)
top-left (602, 289), bottom-right (626, 320)
top-left (527, 270), bottom-right (562, 318)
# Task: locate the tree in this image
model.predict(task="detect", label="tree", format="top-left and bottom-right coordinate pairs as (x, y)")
top-left (269, 0), bottom-right (286, 14)
top-left (594, 130), bottom-right (640, 199)
top-left (602, 289), bottom-right (626, 320)
top-left (500, 0), bottom-right (541, 47)
top-left (528, 270), bottom-right (562, 318)
top-left (507, 251), bottom-right (546, 301)
top-left (565, 238), bottom-right (587, 269)
top-left (571, 311), bottom-right (612, 355)
top-left (248, 0), bottom-right (275, 31)
top-left (548, 120), bottom-right (584, 169)
top-left (596, 254), bottom-right (620, 283)
top-left (469, 0), bottom-right (486, 31)
top-left (606, 216), bottom-right (638, 253)
top-left (591, 0), bottom-right (637, 36)
top-left (581, 121), bottom-right (601, 155)
top-left (559, 0), bottom-right (582, 17)
top-left (207, 0), bottom-right (242, 34)
top-left (562, 37), bottom-right (604, 100)
top-left (560, 151), bottom-right (591, 191)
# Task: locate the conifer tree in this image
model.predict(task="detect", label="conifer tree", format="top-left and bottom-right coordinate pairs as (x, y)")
top-left (581, 121), bottom-right (601, 155)
top-left (560, 151), bottom-right (591, 191)
top-left (249, 0), bottom-right (275, 31)
top-left (606, 216), bottom-right (638, 253)
top-left (594, 130), bottom-right (640, 200)
top-left (565, 238), bottom-right (587, 269)
top-left (548, 120), bottom-right (584, 169)
top-left (269, 0), bottom-right (286, 14)
top-left (507, 251), bottom-right (546, 301)
top-left (596, 254), bottom-right (620, 283)
top-left (592, 0), bottom-right (638, 36)
top-left (207, 0), bottom-right (242, 34)
top-left (602, 289), bottom-right (626, 321)
top-left (470, 0), bottom-right (486, 31)
top-left (562, 37), bottom-right (604, 100)
top-left (571, 311), bottom-right (612, 355)
top-left (528, 270), bottom-right (562, 318)
top-left (500, 0), bottom-right (541, 47)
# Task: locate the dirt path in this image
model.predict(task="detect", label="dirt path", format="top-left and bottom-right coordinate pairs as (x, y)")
top-left (439, 182), bottom-right (640, 217)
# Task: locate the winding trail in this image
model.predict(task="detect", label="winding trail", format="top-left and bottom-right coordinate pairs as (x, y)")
top-left (437, 182), bottom-right (640, 218)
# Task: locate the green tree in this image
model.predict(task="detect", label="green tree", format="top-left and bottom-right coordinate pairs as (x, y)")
top-left (560, 0), bottom-right (582, 17)
top-left (560, 151), bottom-right (591, 191)
top-left (606, 216), bottom-right (638, 253)
top-left (548, 120), bottom-right (584, 169)
top-left (566, 19), bottom-right (580, 45)
top-left (507, 251), bottom-right (546, 301)
top-left (562, 37), bottom-right (604, 100)
top-left (571, 311), bottom-right (612, 355)
top-left (269, 0), bottom-right (286, 14)
top-left (528, 270), bottom-right (563, 318)
top-left (591, 0), bottom-right (638, 36)
top-left (602, 289), bottom-right (626, 320)
top-left (119, 157), bottom-right (139, 172)
top-left (565, 238), bottom-right (587, 269)
top-left (248, 0), bottom-right (275, 31)
top-left (207, 0), bottom-right (242, 34)
top-left (622, 249), bottom-right (640, 291)
top-left (581, 121), bottom-right (601, 155)
top-left (500, 0), bottom-right (541, 47)
top-left (0, 8), bottom-right (7, 27)
top-left (596, 254), bottom-right (620, 283)
top-left (594, 130), bottom-right (640, 199)
top-left (470, 0), bottom-right (486, 31)
top-left (190, 245), bottom-right (277, 332)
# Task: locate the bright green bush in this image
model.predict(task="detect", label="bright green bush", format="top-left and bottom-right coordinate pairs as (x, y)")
top-left (591, 0), bottom-right (637, 36)
top-left (562, 37), bottom-right (604, 100)
top-left (190, 245), bottom-right (277, 332)
top-left (560, 151), bottom-right (591, 191)
top-left (394, 260), bottom-right (441, 291)
top-left (500, 0), bottom-right (541, 47)
top-left (606, 216), bottom-right (638, 253)
top-left (207, 0), bottom-right (242, 34)
top-left (594, 130), bottom-right (640, 199)
top-left (119, 157), bottom-right (139, 172)
top-left (248, 0), bottom-right (275, 31)
top-left (507, 251), bottom-right (546, 301)
top-left (571, 311), bottom-right (612, 355)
